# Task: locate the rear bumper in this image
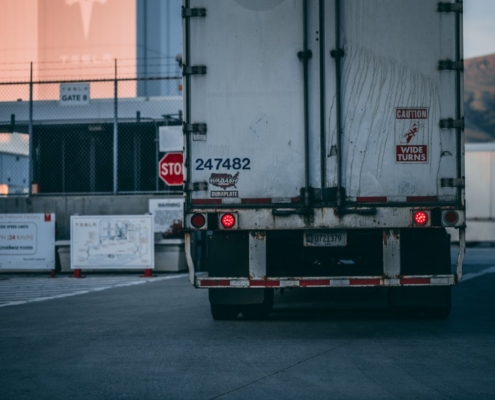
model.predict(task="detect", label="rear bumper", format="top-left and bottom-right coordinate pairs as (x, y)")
top-left (186, 228), bottom-right (466, 288)
top-left (184, 206), bottom-right (465, 230)
top-left (196, 275), bottom-right (455, 288)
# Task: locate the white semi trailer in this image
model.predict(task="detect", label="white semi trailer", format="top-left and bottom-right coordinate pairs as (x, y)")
top-left (181, 0), bottom-right (465, 319)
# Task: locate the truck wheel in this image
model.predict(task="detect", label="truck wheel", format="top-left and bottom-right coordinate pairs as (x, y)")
top-left (390, 286), bottom-right (451, 319)
top-left (427, 305), bottom-right (451, 319)
top-left (210, 304), bottom-right (241, 320)
top-left (393, 306), bottom-right (421, 319)
top-left (426, 287), bottom-right (452, 320)
top-left (241, 289), bottom-right (274, 320)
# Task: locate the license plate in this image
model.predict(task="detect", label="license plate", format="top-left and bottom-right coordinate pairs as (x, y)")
top-left (303, 230), bottom-right (347, 247)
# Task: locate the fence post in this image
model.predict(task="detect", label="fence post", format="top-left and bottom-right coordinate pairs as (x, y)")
top-left (28, 62), bottom-right (33, 196)
top-left (113, 59), bottom-right (118, 195)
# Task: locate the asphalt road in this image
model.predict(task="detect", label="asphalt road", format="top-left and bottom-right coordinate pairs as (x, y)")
top-left (0, 246), bottom-right (494, 399)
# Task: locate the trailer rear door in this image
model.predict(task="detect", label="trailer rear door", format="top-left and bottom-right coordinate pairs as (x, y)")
top-left (184, 0), bottom-right (463, 208)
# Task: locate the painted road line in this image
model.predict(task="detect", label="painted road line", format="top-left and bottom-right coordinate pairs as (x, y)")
top-left (461, 266), bottom-right (495, 283)
top-left (0, 274), bottom-right (187, 308)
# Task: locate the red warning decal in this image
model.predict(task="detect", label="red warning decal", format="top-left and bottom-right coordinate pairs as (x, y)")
top-left (395, 108), bottom-right (428, 164)
top-left (396, 145), bottom-right (427, 162)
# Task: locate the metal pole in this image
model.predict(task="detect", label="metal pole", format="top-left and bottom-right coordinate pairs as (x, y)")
top-left (155, 121), bottom-right (159, 192)
top-left (113, 59), bottom-right (118, 195)
top-left (143, 0), bottom-right (148, 98)
top-left (62, 135), bottom-right (66, 193)
top-left (28, 62), bottom-right (33, 196)
top-left (166, 0), bottom-right (171, 83)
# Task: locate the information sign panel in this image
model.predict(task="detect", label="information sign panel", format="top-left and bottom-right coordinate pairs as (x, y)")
top-left (71, 215), bottom-right (154, 269)
top-left (0, 213), bottom-right (55, 270)
top-left (149, 198), bottom-right (184, 235)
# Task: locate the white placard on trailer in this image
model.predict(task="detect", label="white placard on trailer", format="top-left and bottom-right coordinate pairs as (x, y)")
top-left (149, 198), bottom-right (184, 234)
top-left (0, 213), bottom-right (56, 270)
top-left (71, 215), bottom-right (154, 269)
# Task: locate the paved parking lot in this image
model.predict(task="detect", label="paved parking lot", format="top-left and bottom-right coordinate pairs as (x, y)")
top-left (0, 274), bottom-right (186, 308)
top-left (0, 246), bottom-right (494, 399)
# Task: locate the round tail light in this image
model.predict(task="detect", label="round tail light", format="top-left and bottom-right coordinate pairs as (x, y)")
top-left (220, 213), bottom-right (236, 229)
top-left (413, 211), bottom-right (428, 226)
top-left (191, 213), bottom-right (206, 228)
top-left (443, 211), bottom-right (459, 225)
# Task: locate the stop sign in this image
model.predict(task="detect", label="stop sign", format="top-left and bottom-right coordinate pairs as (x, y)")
top-left (159, 152), bottom-right (184, 186)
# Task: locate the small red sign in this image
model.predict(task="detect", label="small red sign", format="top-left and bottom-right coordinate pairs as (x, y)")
top-left (44, 213), bottom-right (51, 222)
top-left (159, 152), bottom-right (184, 186)
top-left (396, 145), bottom-right (428, 163)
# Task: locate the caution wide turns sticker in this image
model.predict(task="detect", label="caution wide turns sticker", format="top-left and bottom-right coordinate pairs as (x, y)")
top-left (395, 108), bottom-right (428, 163)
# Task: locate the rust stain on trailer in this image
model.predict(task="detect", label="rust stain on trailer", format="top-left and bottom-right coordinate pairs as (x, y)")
top-left (382, 228), bottom-right (399, 245)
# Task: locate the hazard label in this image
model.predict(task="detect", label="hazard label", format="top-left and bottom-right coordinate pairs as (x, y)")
top-left (395, 107), bottom-right (429, 163)
top-left (396, 145), bottom-right (427, 162)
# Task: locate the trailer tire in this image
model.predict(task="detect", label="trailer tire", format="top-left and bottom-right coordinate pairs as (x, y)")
top-left (241, 289), bottom-right (274, 320)
top-left (390, 286), bottom-right (452, 319)
top-left (426, 287), bottom-right (452, 320)
top-left (427, 305), bottom-right (451, 320)
top-left (210, 304), bottom-right (241, 320)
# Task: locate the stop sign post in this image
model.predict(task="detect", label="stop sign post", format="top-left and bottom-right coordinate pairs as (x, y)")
top-left (159, 152), bottom-right (184, 186)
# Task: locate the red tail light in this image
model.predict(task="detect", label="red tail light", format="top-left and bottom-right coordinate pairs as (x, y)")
top-left (220, 213), bottom-right (236, 229)
top-left (413, 211), bottom-right (428, 226)
top-left (191, 213), bottom-right (206, 229)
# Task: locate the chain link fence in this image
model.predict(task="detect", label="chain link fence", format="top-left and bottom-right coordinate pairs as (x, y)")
top-left (0, 75), bottom-right (183, 196)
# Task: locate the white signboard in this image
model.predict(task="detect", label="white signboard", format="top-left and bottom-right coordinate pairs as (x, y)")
top-left (0, 214), bottom-right (56, 270)
top-left (71, 215), bottom-right (154, 269)
top-left (159, 126), bottom-right (183, 152)
top-left (149, 198), bottom-right (184, 235)
top-left (60, 83), bottom-right (90, 106)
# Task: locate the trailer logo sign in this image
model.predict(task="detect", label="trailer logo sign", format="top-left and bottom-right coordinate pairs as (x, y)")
top-left (209, 172), bottom-right (239, 190)
top-left (211, 191), bottom-right (238, 198)
top-left (395, 108), bottom-right (428, 163)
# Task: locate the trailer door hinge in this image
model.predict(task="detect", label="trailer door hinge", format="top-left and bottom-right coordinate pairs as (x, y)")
top-left (185, 181), bottom-right (208, 191)
top-left (438, 59), bottom-right (464, 72)
top-left (439, 118), bottom-right (464, 130)
top-left (441, 177), bottom-right (465, 188)
top-left (437, 2), bottom-right (463, 13)
top-left (330, 49), bottom-right (345, 59)
top-left (297, 50), bottom-right (313, 61)
top-left (183, 122), bottom-right (207, 141)
top-left (182, 7), bottom-right (206, 18)
top-left (182, 65), bottom-right (207, 76)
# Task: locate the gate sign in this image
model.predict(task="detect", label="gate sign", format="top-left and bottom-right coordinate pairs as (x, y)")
top-left (60, 83), bottom-right (90, 106)
top-left (159, 152), bottom-right (184, 186)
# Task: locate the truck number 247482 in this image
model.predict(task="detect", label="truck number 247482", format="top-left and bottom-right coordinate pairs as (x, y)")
top-left (195, 158), bottom-right (251, 170)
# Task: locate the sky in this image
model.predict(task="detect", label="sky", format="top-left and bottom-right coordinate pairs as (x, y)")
top-left (464, 0), bottom-right (495, 58)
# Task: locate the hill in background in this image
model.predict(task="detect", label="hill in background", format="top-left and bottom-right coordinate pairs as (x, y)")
top-left (464, 53), bottom-right (495, 142)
